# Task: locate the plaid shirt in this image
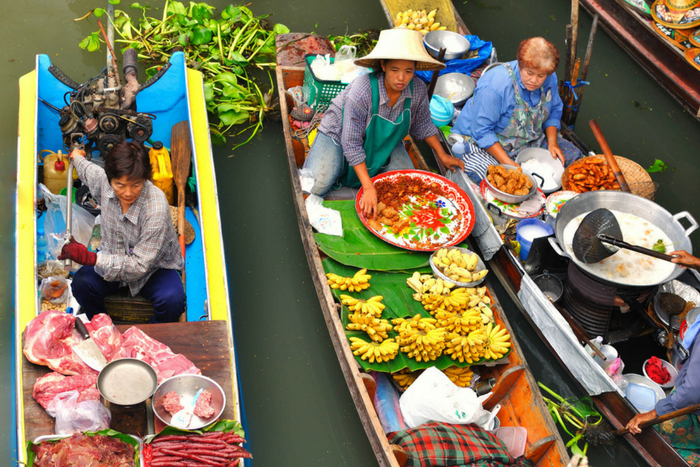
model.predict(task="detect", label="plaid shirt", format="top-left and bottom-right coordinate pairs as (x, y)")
top-left (74, 155), bottom-right (183, 296)
top-left (317, 72), bottom-right (438, 167)
top-left (388, 421), bottom-right (533, 467)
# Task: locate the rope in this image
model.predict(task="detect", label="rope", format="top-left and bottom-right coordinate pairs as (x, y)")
top-left (292, 104), bottom-right (328, 139)
top-left (562, 80), bottom-right (590, 102)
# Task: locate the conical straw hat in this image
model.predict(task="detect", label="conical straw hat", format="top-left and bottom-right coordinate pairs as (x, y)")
top-left (355, 28), bottom-right (446, 71)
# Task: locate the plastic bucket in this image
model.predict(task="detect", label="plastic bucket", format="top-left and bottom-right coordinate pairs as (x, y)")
top-left (59, 187), bottom-right (77, 203)
top-left (515, 218), bottom-right (554, 261)
top-left (430, 95), bottom-right (454, 127)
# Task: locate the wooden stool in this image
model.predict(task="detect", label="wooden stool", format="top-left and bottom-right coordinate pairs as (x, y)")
top-left (103, 288), bottom-right (154, 324)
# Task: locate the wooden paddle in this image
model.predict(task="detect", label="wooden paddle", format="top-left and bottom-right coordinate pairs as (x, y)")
top-left (611, 403), bottom-right (700, 438)
top-left (171, 121), bottom-right (192, 295)
top-left (588, 119), bottom-right (631, 192)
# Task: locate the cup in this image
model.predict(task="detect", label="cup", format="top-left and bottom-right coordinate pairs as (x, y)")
top-left (593, 344), bottom-right (618, 368)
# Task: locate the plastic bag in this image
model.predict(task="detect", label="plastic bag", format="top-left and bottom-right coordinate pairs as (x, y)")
top-left (334, 45), bottom-right (357, 76)
top-left (373, 372), bottom-right (408, 433)
top-left (40, 184), bottom-right (95, 260)
top-left (305, 195), bottom-right (343, 236)
top-left (46, 390), bottom-right (111, 435)
top-left (40, 276), bottom-right (70, 304)
top-left (310, 54), bottom-right (341, 81)
top-left (399, 367), bottom-right (491, 428)
top-left (414, 35), bottom-right (494, 82)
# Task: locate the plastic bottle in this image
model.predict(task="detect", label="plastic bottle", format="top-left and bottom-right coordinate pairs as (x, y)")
top-left (584, 336), bottom-right (604, 358)
top-left (451, 141), bottom-right (466, 157)
top-left (148, 142), bottom-right (174, 205)
top-left (37, 226), bottom-right (48, 262)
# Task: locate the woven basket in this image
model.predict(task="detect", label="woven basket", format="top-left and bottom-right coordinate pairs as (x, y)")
top-left (562, 155), bottom-right (656, 200)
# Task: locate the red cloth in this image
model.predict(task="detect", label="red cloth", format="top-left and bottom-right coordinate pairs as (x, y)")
top-left (646, 356), bottom-right (671, 384)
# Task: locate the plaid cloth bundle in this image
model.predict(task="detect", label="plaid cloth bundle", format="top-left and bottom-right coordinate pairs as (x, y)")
top-left (388, 422), bottom-right (533, 467)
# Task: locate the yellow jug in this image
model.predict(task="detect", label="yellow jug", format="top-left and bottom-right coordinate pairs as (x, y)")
top-left (148, 142), bottom-right (174, 205)
top-left (39, 150), bottom-right (77, 194)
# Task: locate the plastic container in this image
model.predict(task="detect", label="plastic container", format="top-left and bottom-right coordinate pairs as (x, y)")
top-left (37, 227), bottom-right (48, 262)
top-left (430, 95), bottom-right (455, 127)
top-left (59, 187), bottom-right (77, 203)
top-left (643, 358), bottom-right (678, 388)
top-left (495, 426), bottom-right (527, 458)
top-left (626, 383), bottom-right (657, 413)
top-left (303, 54), bottom-right (348, 108)
top-left (515, 218), bottom-right (554, 261)
top-left (39, 149), bottom-right (73, 194)
top-left (148, 142), bottom-right (174, 205)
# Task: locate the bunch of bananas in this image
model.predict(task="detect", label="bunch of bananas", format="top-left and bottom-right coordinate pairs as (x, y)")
top-left (349, 337), bottom-right (399, 363)
top-left (396, 327), bottom-right (447, 362)
top-left (406, 272), bottom-right (455, 301)
top-left (394, 9), bottom-right (447, 35)
top-left (326, 268), bottom-right (371, 292)
top-left (347, 312), bottom-right (393, 342)
top-left (483, 322), bottom-right (512, 361)
top-left (392, 314), bottom-right (437, 333)
top-left (437, 308), bottom-right (483, 334)
top-left (433, 248), bottom-right (489, 284)
top-left (392, 368), bottom-right (420, 388)
top-left (444, 329), bottom-right (488, 364)
top-left (340, 295), bottom-right (385, 317)
top-left (443, 366), bottom-right (474, 388)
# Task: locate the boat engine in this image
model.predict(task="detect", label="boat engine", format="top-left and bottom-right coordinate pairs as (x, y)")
top-left (53, 48), bottom-right (155, 157)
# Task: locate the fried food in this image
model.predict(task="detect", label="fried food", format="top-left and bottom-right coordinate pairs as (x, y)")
top-left (565, 157), bottom-right (620, 194)
top-left (486, 165), bottom-right (533, 195)
top-left (368, 218), bottom-right (382, 230)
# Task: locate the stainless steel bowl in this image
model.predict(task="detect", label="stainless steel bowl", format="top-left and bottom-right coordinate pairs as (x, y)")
top-left (434, 73), bottom-right (475, 107)
top-left (430, 247), bottom-right (488, 287)
top-left (98, 358), bottom-right (158, 407)
top-left (424, 31), bottom-right (470, 61)
top-left (152, 374), bottom-right (226, 430)
top-left (484, 164), bottom-right (539, 204)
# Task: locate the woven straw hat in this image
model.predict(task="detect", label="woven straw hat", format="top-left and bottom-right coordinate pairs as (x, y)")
top-left (355, 28), bottom-right (446, 71)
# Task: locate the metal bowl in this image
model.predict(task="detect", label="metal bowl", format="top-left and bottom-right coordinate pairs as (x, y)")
top-left (484, 164), bottom-right (539, 204)
top-left (430, 247), bottom-right (488, 287)
top-left (515, 147), bottom-right (564, 194)
top-left (98, 358), bottom-right (158, 407)
top-left (152, 374), bottom-right (226, 430)
top-left (434, 73), bottom-right (475, 107)
top-left (424, 31), bottom-right (471, 61)
top-left (643, 358), bottom-right (678, 389)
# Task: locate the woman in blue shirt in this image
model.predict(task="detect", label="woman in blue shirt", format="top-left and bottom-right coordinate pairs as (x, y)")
top-left (451, 37), bottom-right (582, 183)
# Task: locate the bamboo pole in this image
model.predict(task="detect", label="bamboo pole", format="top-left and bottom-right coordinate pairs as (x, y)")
top-left (566, 14), bottom-right (599, 128)
top-left (570, 0), bottom-right (579, 81)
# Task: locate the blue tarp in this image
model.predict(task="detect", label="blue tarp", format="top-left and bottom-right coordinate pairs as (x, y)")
top-left (415, 35), bottom-right (493, 82)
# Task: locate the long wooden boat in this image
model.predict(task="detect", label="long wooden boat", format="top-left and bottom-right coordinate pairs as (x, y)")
top-left (14, 51), bottom-right (246, 463)
top-left (374, 1), bottom-right (694, 465)
top-left (580, 0), bottom-right (700, 120)
top-left (276, 33), bottom-right (569, 467)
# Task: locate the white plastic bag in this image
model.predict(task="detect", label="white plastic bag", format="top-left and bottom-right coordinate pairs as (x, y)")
top-left (46, 390), bottom-right (111, 435)
top-left (310, 54), bottom-right (341, 81)
top-left (334, 45), bottom-right (357, 75)
top-left (40, 184), bottom-right (94, 260)
top-left (399, 367), bottom-right (492, 428)
top-left (305, 195), bottom-right (343, 236)
top-left (39, 276), bottom-right (70, 304)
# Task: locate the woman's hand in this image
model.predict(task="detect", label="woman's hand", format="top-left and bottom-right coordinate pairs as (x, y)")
top-left (69, 148), bottom-right (86, 160)
top-left (548, 141), bottom-right (565, 165)
top-left (360, 184), bottom-right (378, 219)
top-left (669, 250), bottom-right (700, 270)
top-left (439, 151), bottom-right (465, 172)
top-left (625, 410), bottom-right (657, 435)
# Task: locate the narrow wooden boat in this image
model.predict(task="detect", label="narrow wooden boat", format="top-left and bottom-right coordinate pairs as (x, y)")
top-left (374, 1), bottom-right (692, 465)
top-left (14, 51), bottom-right (246, 463)
top-left (275, 33), bottom-right (569, 467)
top-left (579, 0), bottom-right (700, 120)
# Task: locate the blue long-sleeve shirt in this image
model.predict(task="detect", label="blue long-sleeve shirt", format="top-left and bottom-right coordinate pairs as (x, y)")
top-left (451, 60), bottom-right (563, 149)
top-left (655, 338), bottom-right (700, 416)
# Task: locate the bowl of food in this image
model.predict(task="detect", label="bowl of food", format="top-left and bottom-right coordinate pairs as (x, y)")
top-left (516, 148), bottom-right (564, 194)
top-left (434, 73), bottom-right (475, 107)
top-left (643, 356), bottom-right (678, 388)
top-left (430, 247), bottom-right (488, 287)
top-left (485, 164), bottom-right (539, 204)
top-left (424, 31), bottom-right (471, 61)
top-left (153, 374), bottom-right (226, 430)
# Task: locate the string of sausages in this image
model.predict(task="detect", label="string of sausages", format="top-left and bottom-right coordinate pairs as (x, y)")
top-left (144, 432), bottom-right (252, 467)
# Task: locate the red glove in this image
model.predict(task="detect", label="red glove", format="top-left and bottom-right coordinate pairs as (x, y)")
top-left (58, 237), bottom-right (96, 266)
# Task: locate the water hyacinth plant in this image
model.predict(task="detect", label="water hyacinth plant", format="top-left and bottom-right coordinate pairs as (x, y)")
top-left (77, 1), bottom-right (289, 149)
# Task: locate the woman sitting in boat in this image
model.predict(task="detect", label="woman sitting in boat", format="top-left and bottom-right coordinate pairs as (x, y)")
top-left (303, 27), bottom-right (464, 218)
top-left (58, 141), bottom-right (185, 323)
top-left (451, 36), bottom-right (582, 183)
top-left (626, 249), bottom-right (700, 464)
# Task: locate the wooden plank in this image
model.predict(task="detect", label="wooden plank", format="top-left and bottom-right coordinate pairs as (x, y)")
top-left (22, 321), bottom-right (235, 442)
top-left (483, 366), bottom-right (525, 410)
top-left (525, 436), bottom-right (556, 464)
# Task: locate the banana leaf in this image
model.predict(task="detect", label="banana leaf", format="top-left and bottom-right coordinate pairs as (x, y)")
top-left (314, 200), bottom-right (431, 271)
top-left (322, 258), bottom-right (503, 372)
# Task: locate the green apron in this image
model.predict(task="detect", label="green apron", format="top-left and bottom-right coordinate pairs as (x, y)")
top-left (340, 73), bottom-right (413, 188)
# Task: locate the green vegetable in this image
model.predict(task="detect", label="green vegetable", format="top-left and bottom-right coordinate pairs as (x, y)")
top-left (77, 1), bottom-right (288, 152)
top-left (653, 239), bottom-right (666, 253)
top-left (647, 159), bottom-right (668, 173)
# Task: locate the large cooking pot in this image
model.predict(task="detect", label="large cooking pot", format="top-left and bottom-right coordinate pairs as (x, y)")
top-left (548, 191), bottom-right (698, 287)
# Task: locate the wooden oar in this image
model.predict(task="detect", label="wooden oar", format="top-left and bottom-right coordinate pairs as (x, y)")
top-left (171, 121), bottom-right (192, 290)
top-left (588, 119), bottom-right (630, 192)
top-left (612, 403), bottom-right (700, 438)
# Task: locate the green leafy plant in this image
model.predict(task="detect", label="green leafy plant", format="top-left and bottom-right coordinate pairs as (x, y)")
top-left (538, 382), bottom-right (603, 456)
top-left (77, 1), bottom-right (289, 149)
top-left (647, 159), bottom-right (668, 173)
top-left (328, 30), bottom-right (379, 56)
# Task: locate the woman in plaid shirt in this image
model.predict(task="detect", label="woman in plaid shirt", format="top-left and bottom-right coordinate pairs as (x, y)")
top-left (59, 141), bottom-right (185, 322)
top-left (303, 28), bottom-right (464, 218)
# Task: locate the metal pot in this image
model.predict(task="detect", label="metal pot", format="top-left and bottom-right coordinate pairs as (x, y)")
top-left (97, 358), bottom-right (158, 407)
top-left (548, 191), bottom-right (697, 288)
top-left (484, 164), bottom-right (542, 204)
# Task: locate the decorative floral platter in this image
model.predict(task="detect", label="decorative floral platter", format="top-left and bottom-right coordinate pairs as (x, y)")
top-left (545, 190), bottom-right (579, 219)
top-left (479, 180), bottom-right (545, 219)
top-left (356, 170), bottom-right (475, 252)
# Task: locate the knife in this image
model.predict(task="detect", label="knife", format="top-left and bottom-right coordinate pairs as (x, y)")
top-left (72, 318), bottom-right (108, 371)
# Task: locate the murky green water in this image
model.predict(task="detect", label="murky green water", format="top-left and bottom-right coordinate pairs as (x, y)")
top-left (2, 0), bottom-right (698, 465)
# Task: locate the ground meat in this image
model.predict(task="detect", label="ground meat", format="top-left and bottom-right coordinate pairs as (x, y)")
top-left (193, 389), bottom-right (215, 418)
top-left (375, 175), bottom-right (445, 210)
top-left (162, 391), bottom-right (183, 415)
